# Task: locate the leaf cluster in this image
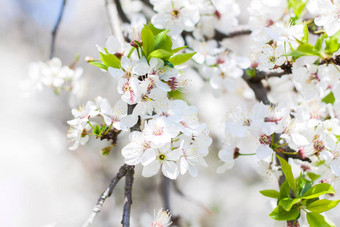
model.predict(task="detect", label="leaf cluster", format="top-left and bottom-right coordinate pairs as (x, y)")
top-left (260, 156), bottom-right (339, 226)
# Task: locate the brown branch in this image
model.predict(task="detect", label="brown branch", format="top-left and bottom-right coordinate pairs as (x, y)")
top-left (214, 29), bottom-right (251, 42)
top-left (121, 166), bottom-right (135, 226)
top-left (114, 0), bottom-right (130, 23)
top-left (50, 0), bottom-right (66, 59)
top-left (140, 0), bottom-right (153, 8)
top-left (160, 175), bottom-right (171, 211)
top-left (83, 164), bottom-right (133, 227)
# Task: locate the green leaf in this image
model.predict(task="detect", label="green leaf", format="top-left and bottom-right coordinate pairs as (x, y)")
top-left (148, 49), bottom-right (173, 60)
top-left (322, 92), bottom-right (335, 104)
top-left (168, 89), bottom-right (185, 99)
top-left (169, 52), bottom-right (196, 65)
top-left (285, 43), bottom-right (322, 58)
top-left (246, 68), bottom-right (256, 77)
top-left (325, 37), bottom-right (340, 55)
top-left (147, 23), bottom-right (162, 36)
top-left (307, 199), bottom-right (340, 213)
top-left (101, 146), bottom-right (112, 156)
top-left (280, 180), bottom-right (292, 199)
top-left (277, 156), bottom-right (296, 193)
top-left (93, 124), bottom-right (101, 136)
top-left (141, 25), bottom-right (155, 57)
top-left (279, 198), bottom-right (301, 211)
top-left (301, 23), bottom-right (309, 44)
top-left (260, 189), bottom-right (280, 199)
top-left (99, 52), bottom-right (120, 68)
top-left (288, 0), bottom-right (308, 18)
top-left (164, 60), bottom-right (174, 68)
top-left (269, 205), bottom-right (300, 221)
top-left (315, 36), bottom-right (323, 51)
top-left (302, 183), bottom-right (335, 199)
top-left (171, 46), bottom-right (186, 53)
top-left (307, 172), bottom-right (321, 182)
top-left (89, 61), bottom-right (108, 70)
top-left (306, 212), bottom-right (335, 227)
top-left (154, 30), bottom-right (173, 51)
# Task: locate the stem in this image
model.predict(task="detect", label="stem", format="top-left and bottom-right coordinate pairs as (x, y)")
top-left (239, 153), bottom-right (256, 156)
top-left (121, 166), bottom-right (135, 227)
top-left (114, 0), bottom-right (130, 23)
top-left (87, 121), bottom-right (95, 130)
top-left (82, 164), bottom-right (132, 227)
top-left (160, 175), bottom-right (171, 211)
top-left (127, 47), bottom-right (135, 58)
top-left (50, 0), bottom-right (67, 59)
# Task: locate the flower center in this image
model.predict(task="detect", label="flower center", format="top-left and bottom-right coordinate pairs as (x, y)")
top-left (259, 134), bottom-right (272, 145)
top-left (171, 9), bottom-right (180, 18)
top-left (158, 154), bottom-right (166, 161)
top-left (153, 127), bottom-right (164, 136)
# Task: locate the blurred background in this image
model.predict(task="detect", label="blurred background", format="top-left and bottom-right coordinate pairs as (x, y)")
top-left (1, 0), bottom-right (339, 226)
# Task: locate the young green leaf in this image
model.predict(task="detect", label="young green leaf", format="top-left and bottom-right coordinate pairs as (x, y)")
top-left (93, 124), bottom-right (101, 136)
top-left (169, 52), bottom-right (196, 65)
top-left (99, 52), bottom-right (120, 68)
top-left (314, 36), bottom-right (323, 51)
top-left (147, 23), bottom-right (162, 35)
top-left (279, 198), bottom-right (301, 211)
top-left (325, 37), bottom-right (340, 55)
top-left (307, 199), bottom-right (340, 213)
top-left (89, 61), bottom-right (108, 70)
top-left (306, 212), bottom-right (335, 227)
top-left (141, 25), bottom-right (155, 57)
top-left (302, 183), bottom-right (335, 199)
top-left (321, 92), bottom-right (335, 104)
top-left (171, 46), bottom-right (186, 53)
top-left (280, 180), bottom-right (292, 199)
top-left (307, 172), bottom-right (321, 182)
top-left (269, 205), bottom-right (300, 221)
top-left (260, 189), bottom-right (280, 199)
top-left (154, 30), bottom-right (173, 51)
top-left (277, 156), bottom-right (296, 193)
top-left (148, 49), bottom-right (173, 60)
top-left (301, 23), bottom-right (309, 44)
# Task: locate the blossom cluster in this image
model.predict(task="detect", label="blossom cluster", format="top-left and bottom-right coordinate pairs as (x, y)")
top-left (26, 57), bottom-right (83, 95)
top-left (69, 24), bottom-right (212, 179)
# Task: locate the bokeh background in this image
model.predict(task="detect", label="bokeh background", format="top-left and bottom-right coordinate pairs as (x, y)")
top-left (1, 0), bottom-right (339, 226)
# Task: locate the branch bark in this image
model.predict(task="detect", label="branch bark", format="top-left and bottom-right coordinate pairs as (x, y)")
top-left (82, 164), bottom-right (133, 227)
top-left (121, 166), bottom-right (135, 226)
top-left (160, 175), bottom-right (171, 211)
top-left (114, 0), bottom-right (130, 23)
top-left (50, 0), bottom-right (66, 59)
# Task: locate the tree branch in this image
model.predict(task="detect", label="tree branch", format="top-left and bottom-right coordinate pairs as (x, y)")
top-left (214, 29), bottom-right (251, 42)
top-left (50, 0), bottom-right (66, 59)
top-left (160, 175), bottom-right (171, 211)
top-left (121, 166), bottom-right (135, 226)
top-left (113, 0), bottom-right (130, 23)
top-left (82, 164), bottom-right (133, 227)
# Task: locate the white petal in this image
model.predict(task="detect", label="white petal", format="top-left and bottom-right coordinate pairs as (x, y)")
top-left (141, 148), bottom-right (156, 166)
top-left (142, 160), bottom-right (160, 177)
top-left (162, 161), bottom-right (179, 179)
top-left (256, 145), bottom-right (273, 160)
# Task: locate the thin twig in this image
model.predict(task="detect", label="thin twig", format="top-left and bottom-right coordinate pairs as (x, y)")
top-left (82, 164), bottom-right (132, 227)
top-left (214, 29), bottom-right (251, 41)
top-left (121, 166), bottom-right (135, 227)
top-left (160, 175), bottom-right (171, 211)
top-left (114, 0), bottom-right (130, 23)
top-left (140, 0), bottom-right (153, 8)
top-left (50, 0), bottom-right (67, 59)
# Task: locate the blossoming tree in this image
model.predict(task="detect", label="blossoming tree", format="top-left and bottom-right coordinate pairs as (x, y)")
top-left (28, 0), bottom-right (340, 226)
